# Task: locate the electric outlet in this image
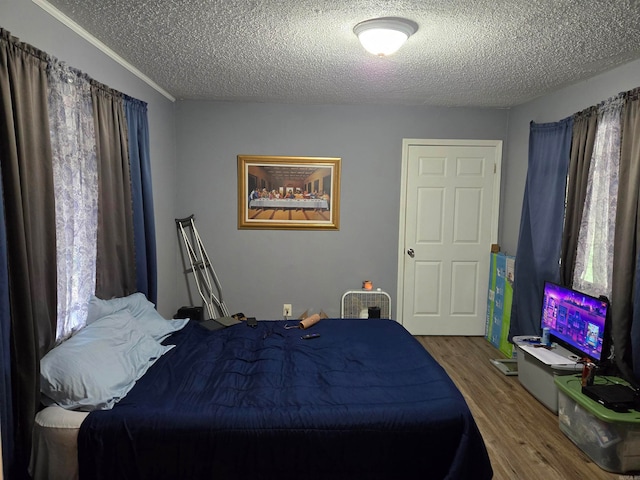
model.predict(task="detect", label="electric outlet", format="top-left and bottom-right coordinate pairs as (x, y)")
top-left (283, 304), bottom-right (292, 317)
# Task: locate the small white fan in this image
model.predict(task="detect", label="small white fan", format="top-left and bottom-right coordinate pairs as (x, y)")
top-left (341, 290), bottom-right (391, 319)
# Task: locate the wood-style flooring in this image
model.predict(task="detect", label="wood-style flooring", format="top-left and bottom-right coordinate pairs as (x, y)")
top-left (416, 335), bottom-right (639, 480)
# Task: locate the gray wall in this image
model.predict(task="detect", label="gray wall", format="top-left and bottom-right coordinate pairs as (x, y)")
top-left (1, 0), bottom-right (179, 318)
top-left (501, 58), bottom-right (640, 255)
top-left (175, 102), bottom-right (509, 318)
top-left (6, 0), bottom-right (640, 321)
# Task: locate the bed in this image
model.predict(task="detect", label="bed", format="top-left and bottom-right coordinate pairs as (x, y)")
top-left (31, 296), bottom-right (492, 480)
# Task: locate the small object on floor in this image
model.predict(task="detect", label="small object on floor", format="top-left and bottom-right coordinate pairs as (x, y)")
top-left (490, 358), bottom-right (518, 376)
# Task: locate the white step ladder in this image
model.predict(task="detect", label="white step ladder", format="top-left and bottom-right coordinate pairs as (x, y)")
top-left (176, 215), bottom-right (230, 319)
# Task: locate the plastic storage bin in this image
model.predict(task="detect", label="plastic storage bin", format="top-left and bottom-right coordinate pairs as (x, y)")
top-left (514, 337), bottom-right (581, 413)
top-left (555, 375), bottom-right (640, 474)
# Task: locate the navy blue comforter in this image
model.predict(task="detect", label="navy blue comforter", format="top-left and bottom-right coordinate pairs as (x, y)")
top-left (78, 319), bottom-right (492, 479)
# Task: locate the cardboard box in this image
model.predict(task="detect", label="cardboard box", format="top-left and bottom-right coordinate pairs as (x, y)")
top-left (485, 252), bottom-right (515, 358)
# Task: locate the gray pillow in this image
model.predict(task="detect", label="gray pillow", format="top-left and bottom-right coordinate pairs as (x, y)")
top-left (87, 292), bottom-right (188, 341)
top-left (40, 310), bottom-right (173, 411)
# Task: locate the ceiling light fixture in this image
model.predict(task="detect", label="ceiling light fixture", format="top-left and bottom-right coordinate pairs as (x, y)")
top-left (353, 17), bottom-right (418, 57)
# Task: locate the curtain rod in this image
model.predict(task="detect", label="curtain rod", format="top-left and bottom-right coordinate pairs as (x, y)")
top-left (32, 0), bottom-right (176, 103)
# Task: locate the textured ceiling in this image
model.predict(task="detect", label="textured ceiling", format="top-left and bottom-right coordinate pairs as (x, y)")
top-left (43, 0), bottom-right (640, 107)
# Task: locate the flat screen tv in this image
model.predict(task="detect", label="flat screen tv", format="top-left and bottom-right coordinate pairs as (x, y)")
top-left (540, 281), bottom-right (611, 364)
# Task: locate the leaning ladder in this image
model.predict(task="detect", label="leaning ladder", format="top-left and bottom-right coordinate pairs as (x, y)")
top-left (175, 215), bottom-right (230, 319)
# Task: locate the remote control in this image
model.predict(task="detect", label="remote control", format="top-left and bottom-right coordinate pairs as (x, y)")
top-left (301, 333), bottom-right (320, 340)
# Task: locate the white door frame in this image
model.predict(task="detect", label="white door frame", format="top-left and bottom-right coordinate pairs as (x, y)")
top-left (396, 138), bottom-right (502, 328)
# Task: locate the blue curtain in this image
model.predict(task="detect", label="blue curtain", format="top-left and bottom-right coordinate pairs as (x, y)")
top-left (0, 169), bottom-right (14, 479)
top-left (124, 95), bottom-right (157, 304)
top-left (509, 117), bottom-right (573, 337)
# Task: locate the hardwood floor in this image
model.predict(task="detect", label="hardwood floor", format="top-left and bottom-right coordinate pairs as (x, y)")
top-left (416, 335), bottom-right (638, 480)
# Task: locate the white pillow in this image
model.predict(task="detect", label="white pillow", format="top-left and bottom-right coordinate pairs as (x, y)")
top-left (40, 310), bottom-right (173, 411)
top-left (87, 292), bottom-right (188, 340)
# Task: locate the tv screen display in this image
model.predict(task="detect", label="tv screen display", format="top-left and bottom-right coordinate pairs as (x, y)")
top-left (540, 282), bottom-right (610, 363)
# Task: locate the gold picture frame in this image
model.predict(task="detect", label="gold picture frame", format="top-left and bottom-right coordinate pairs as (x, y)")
top-left (237, 155), bottom-right (341, 230)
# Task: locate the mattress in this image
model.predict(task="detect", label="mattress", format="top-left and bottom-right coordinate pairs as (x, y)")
top-left (29, 405), bottom-right (89, 480)
top-left (77, 319), bottom-right (492, 479)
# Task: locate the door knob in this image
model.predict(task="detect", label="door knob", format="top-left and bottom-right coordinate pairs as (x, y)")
top-left (407, 248), bottom-right (415, 258)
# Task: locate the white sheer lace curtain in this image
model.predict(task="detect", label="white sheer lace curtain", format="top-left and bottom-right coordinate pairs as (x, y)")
top-left (47, 60), bottom-right (98, 341)
top-left (572, 97), bottom-right (623, 299)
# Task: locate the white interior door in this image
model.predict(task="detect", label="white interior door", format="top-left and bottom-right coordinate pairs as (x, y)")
top-left (397, 139), bottom-right (501, 335)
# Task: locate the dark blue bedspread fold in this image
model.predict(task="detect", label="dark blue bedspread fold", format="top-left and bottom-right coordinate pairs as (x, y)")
top-left (78, 319), bottom-right (492, 479)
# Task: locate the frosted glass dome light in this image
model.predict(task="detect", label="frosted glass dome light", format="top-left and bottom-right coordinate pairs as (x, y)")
top-left (353, 17), bottom-right (418, 57)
